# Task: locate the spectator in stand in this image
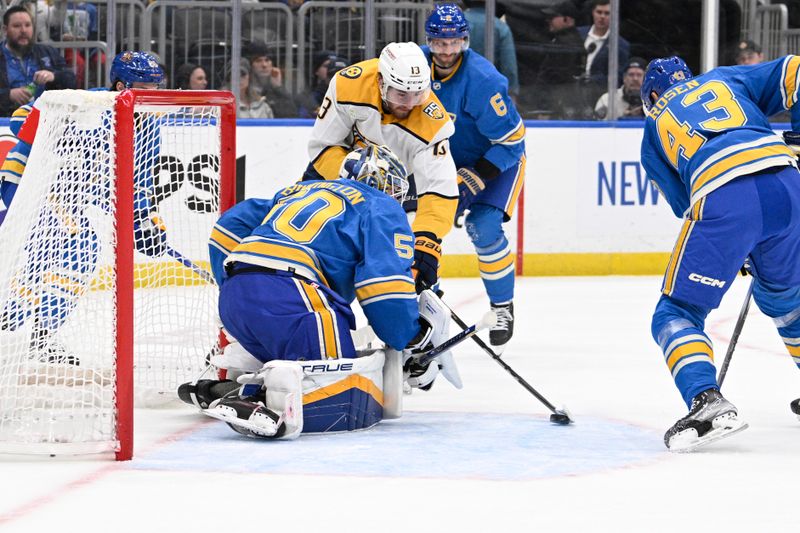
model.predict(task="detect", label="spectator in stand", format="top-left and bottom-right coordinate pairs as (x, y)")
top-left (530, 1), bottom-right (587, 119)
top-left (594, 56), bottom-right (645, 120)
top-left (0, 5), bottom-right (76, 116)
top-left (578, 0), bottom-right (629, 110)
top-left (225, 60), bottom-right (273, 119)
top-left (463, 0), bottom-right (520, 98)
top-left (295, 50), bottom-right (348, 118)
top-left (175, 63), bottom-right (209, 90)
top-left (243, 40), bottom-right (297, 118)
top-left (735, 40), bottom-right (764, 65)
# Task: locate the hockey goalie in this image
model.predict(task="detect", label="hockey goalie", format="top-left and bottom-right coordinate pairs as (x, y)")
top-left (178, 144), bottom-right (462, 439)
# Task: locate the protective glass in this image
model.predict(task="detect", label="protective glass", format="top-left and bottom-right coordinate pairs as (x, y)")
top-left (384, 86), bottom-right (430, 107)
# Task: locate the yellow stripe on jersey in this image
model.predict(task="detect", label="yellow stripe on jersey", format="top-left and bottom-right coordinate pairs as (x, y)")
top-left (690, 143), bottom-right (796, 196)
top-left (785, 343), bottom-right (800, 357)
top-left (479, 251), bottom-right (514, 274)
top-left (231, 240), bottom-right (328, 286)
top-left (782, 55), bottom-right (800, 108)
top-left (311, 145), bottom-right (349, 181)
top-left (413, 194), bottom-right (458, 239)
top-left (503, 155), bottom-right (526, 217)
top-left (495, 120), bottom-right (526, 145)
top-left (298, 281), bottom-right (339, 359)
top-left (355, 278), bottom-right (416, 304)
top-left (665, 340), bottom-right (714, 370)
top-left (662, 198), bottom-right (705, 296)
top-left (209, 225), bottom-right (241, 254)
top-left (387, 91), bottom-right (451, 145)
top-left (0, 157), bottom-right (26, 180)
top-left (303, 374), bottom-right (384, 406)
top-left (42, 272), bottom-right (86, 296)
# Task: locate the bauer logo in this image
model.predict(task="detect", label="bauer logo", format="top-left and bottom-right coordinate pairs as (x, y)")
top-left (301, 362), bottom-right (354, 373)
top-left (688, 273), bottom-right (726, 288)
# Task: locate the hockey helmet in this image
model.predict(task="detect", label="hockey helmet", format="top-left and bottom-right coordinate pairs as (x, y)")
top-left (378, 42), bottom-right (431, 107)
top-left (641, 56), bottom-right (693, 113)
top-left (339, 144), bottom-right (410, 203)
top-left (425, 3), bottom-right (470, 52)
top-left (111, 51), bottom-right (164, 89)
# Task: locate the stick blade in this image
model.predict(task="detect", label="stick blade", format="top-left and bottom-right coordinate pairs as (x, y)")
top-left (549, 406), bottom-right (574, 425)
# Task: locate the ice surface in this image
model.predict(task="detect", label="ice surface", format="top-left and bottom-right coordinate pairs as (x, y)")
top-left (0, 276), bottom-right (797, 532)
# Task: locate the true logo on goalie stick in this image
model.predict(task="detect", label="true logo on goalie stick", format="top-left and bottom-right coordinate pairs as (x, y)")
top-left (340, 66), bottom-right (362, 79)
top-left (423, 102), bottom-right (445, 120)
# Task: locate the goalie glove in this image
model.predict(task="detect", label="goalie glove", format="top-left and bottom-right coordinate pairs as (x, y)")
top-left (784, 131), bottom-right (800, 158)
top-left (134, 214), bottom-right (168, 257)
top-left (403, 290), bottom-right (462, 390)
top-left (411, 232), bottom-right (442, 294)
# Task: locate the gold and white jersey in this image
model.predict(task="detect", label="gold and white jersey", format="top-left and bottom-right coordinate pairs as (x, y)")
top-left (307, 58), bottom-right (458, 239)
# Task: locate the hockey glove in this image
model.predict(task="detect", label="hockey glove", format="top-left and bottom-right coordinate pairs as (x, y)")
top-left (134, 214), bottom-right (168, 257)
top-left (402, 290), bottom-right (462, 390)
top-left (411, 232), bottom-right (442, 294)
top-left (784, 131), bottom-right (800, 158)
top-left (457, 167), bottom-right (486, 204)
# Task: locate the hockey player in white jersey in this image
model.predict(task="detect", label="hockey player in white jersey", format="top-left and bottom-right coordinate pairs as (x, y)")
top-left (304, 41), bottom-right (459, 295)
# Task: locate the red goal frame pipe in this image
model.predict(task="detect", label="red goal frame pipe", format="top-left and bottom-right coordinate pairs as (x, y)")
top-left (113, 90), bottom-right (237, 461)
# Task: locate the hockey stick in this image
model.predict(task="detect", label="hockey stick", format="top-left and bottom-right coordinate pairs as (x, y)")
top-left (416, 310), bottom-right (496, 366)
top-left (717, 277), bottom-right (755, 388)
top-left (165, 246), bottom-right (216, 284)
top-left (442, 297), bottom-right (574, 425)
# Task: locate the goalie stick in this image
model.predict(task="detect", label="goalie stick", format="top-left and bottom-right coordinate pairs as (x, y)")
top-left (165, 246), bottom-right (216, 284)
top-left (439, 293), bottom-right (573, 425)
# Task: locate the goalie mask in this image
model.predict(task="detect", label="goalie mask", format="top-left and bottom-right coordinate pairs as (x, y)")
top-left (111, 51), bottom-right (165, 89)
top-left (339, 144), bottom-right (410, 203)
top-left (378, 42), bottom-right (431, 107)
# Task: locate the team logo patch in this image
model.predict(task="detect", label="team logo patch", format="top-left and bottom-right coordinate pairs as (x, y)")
top-left (0, 134), bottom-right (18, 167)
top-left (119, 51), bottom-right (134, 63)
top-left (340, 66), bottom-right (363, 79)
top-left (432, 81), bottom-right (441, 90)
top-left (423, 102), bottom-right (445, 120)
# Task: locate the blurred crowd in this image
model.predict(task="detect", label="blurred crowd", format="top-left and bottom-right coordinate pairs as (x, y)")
top-left (0, 0), bottom-right (796, 120)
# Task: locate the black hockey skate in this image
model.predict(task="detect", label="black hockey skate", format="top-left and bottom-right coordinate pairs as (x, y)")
top-left (490, 302), bottom-right (514, 349)
top-left (664, 389), bottom-right (748, 452)
top-left (791, 398), bottom-right (800, 420)
top-left (31, 330), bottom-right (80, 366)
top-left (204, 397), bottom-right (286, 438)
top-left (177, 379), bottom-right (240, 409)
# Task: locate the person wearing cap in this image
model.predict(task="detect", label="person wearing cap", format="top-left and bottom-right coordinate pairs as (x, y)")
top-left (305, 42), bottom-right (459, 294)
top-left (295, 50), bottom-right (349, 118)
top-left (735, 40), bottom-right (764, 66)
top-left (578, 0), bottom-right (630, 107)
top-left (243, 40), bottom-right (297, 118)
top-left (530, 0), bottom-right (587, 119)
top-left (594, 56), bottom-right (646, 120)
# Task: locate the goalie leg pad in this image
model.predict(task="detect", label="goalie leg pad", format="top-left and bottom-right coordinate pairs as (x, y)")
top-left (300, 350), bottom-right (386, 433)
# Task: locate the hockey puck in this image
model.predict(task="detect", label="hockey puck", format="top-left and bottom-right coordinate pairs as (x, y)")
top-left (549, 408), bottom-right (573, 425)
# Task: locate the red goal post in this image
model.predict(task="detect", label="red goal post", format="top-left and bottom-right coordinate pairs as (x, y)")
top-left (0, 89), bottom-right (236, 460)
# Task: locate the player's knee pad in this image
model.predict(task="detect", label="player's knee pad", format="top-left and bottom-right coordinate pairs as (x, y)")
top-left (465, 203), bottom-right (504, 248)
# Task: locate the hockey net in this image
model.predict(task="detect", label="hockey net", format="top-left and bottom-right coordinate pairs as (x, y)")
top-left (0, 89), bottom-right (236, 460)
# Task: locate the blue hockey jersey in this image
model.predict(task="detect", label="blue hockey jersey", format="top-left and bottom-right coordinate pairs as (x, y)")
top-left (208, 179), bottom-right (419, 350)
top-left (421, 46), bottom-right (525, 173)
top-left (641, 55), bottom-right (800, 217)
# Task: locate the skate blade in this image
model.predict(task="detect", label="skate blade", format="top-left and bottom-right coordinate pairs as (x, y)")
top-left (203, 404), bottom-right (280, 438)
top-left (668, 413), bottom-right (749, 453)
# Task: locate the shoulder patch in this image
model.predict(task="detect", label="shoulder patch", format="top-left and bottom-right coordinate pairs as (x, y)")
top-left (340, 66), bottom-right (363, 79)
top-left (423, 101), bottom-right (445, 120)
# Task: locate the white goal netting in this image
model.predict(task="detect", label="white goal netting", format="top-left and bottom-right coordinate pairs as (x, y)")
top-left (0, 90), bottom-right (231, 456)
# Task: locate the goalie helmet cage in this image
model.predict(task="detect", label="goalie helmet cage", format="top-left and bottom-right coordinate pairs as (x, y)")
top-left (0, 89), bottom-right (236, 461)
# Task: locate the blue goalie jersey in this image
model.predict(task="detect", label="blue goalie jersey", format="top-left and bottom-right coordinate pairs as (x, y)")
top-left (208, 179), bottom-right (419, 350)
top-left (421, 46), bottom-right (525, 172)
top-left (641, 55), bottom-right (800, 218)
